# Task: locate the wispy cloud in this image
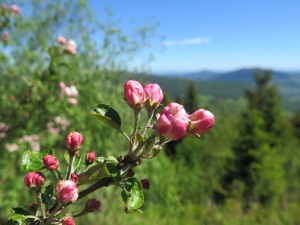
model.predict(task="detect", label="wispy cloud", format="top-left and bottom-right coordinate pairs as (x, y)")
top-left (164, 37), bottom-right (211, 47)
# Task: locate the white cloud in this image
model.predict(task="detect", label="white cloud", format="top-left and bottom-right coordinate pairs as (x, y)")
top-left (164, 37), bottom-right (211, 47)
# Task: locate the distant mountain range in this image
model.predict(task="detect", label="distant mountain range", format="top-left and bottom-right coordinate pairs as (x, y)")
top-left (134, 68), bottom-right (300, 112)
top-left (154, 68), bottom-right (300, 83)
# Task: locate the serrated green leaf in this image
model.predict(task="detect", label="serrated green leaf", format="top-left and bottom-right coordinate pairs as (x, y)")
top-left (91, 103), bottom-right (122, 132)
top-left (122, 178), bottom-right (144, 214)
top-left (22, 150), bottom-right (44, 173)
top-left (78, 162), bottom-right (111, 186)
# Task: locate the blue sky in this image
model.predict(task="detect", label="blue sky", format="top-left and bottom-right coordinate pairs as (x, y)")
top-left (88, 0), bottom-right (300, 73)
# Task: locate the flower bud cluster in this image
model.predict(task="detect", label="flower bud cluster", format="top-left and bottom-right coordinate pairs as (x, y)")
top-left (1, 3), bottom-right (20, 44)
top-left (59, 82), bottom-right (79, 105)
top-left (57, 36), bottom-right (77, 55)
top-left (124, 80), bottom-right (163, 110)
top-left (123, 80), bottom-right (214, 142)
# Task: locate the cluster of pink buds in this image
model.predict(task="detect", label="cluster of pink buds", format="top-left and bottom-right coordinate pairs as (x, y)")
top-left (124, 81), bottom-right (164, 111)
top-left (1, 3), bottom-right (20, 14)
top-left (123, 80), bottom-right (214, 141)
top-left (59, 82), bottom-right (79, 105)
top-left (57, 36), bottom-right (77, 54)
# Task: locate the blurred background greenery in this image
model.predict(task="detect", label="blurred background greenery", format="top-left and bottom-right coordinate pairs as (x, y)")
top-left (1, 1), bottom-right (300, 224)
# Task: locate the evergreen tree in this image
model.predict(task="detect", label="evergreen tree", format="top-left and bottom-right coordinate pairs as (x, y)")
top-left (223, 70), bottom-right (291, 206)
top-left (184, 81), bottom-right (198, 113)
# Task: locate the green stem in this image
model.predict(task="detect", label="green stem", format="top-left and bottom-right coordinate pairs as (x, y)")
top-left (50, 170), bottom-right (58, 182)
top-left (65, 153), bottom-right (75, 180)
top-left (46, 203), bottom-right (61, 222)
top-left (129, 110), bottom-right (141, 154)
top-left (56, 167), bottom-right (63, 180)
top-left (35, 190), bottom-right (45, 221)
top-left (142, 109), bottom-right (154, 137)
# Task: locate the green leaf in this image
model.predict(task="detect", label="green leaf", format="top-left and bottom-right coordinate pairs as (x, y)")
top-left (11, 208), bottom-right (31, 216)
top-left (7, 214), bottom-right (27, 225)
top-left (78, 162), bottom-right (111, 186)
top-left (22, 150), bottom-right (44, 173)
top-left (91, 103), bottom-right (122, 133)
top-left (122, 178), bottom-right (144, 214)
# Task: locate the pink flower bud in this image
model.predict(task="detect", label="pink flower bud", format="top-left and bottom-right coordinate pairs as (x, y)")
top-left (86, 152), bottom-right (96, 164)
top-left (65, 40), bottom-right (77, 55)
top-left (144, 83), bottom-right (164, 110)
top-left (43, 155), bottom-right (59, 170)
top-left (1, 3), bottom-right (7, 10)
top-left (24, 172), bottom-right (45, 189)
top-left (65, 45), bottom-right (77, 54)
top-left (61, 216), bottom-right (75, 225)
top-left (59, 81), bottom-right (66, 90)
top-left (188, 109), bottom-right (215, 135)
top-left (10, 5), bottom-right (20, 14)
top-left (56, 180), bottom-right (79, 204)
top-left (124, 80), bottom-right (145, 109)
top-left (57, 36), bottom-right (67, 45)
top-left (70, 173), bottom-right (78, 182)
top-left (66, 131), bottom-right (83, 151)
top-left (85, 198), bottom-right (101, 212)
top-left (156, 103), bottom-right (189, 140)
top-left (3, 32), bottom-right (9, 42)
top-left (68, 98), bottom-right (77, 105)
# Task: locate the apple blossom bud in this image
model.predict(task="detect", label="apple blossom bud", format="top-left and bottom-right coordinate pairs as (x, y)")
top-left (28, 202), bottom-right (38, 212)
top-left (188, 109), bottom-right (215, 136)
top-left (86, 152), bottom-right (96, 164)
top-left (1, 3), bottom-right (7, 10)
top-left (70, 173), bottom-right (78, 182)
top-left (3, 32), bottom-right (9, 42)
top-left (57, 35), bottom-right (67, 45)
top-left (10, 5), bottom-right (20, 14)
top-left (43, 155), bottom-right (59, 170)
top-left (65, 40), bottom-right (77, 54)
top-left (156, 102), bottom-right (189, 140)
top-left (144, 83), bottom-right (163, 110)
top-left (124, 80), bottom-right (145, 109)
top-left (66, 131), bottom-right (83, 151)
top-left (24, 172), bottom-right (45, 189)
top-left (59, 81), bottom-right (66, 90)
top-left (141, 179), bottom-right (150, 190)
top-left (61, 216), bottom-right (75, 225)
top-left (85, 198), bottom-right (101, 212)
top-left (68, 98), bottom-right (77, 105)
top-left (56, 180), bottom-right (79, 204)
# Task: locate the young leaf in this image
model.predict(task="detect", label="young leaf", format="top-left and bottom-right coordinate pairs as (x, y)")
top-left (22, 150), bottom-right (44, 173)
top-left (78, 162), bottom-right (111, 186)
top-left (122, 178), bottom-right (144, 214)
top-left (91, 103), bottom-right (122, 133)
top-left (7, 214), bottom-right (27, 225)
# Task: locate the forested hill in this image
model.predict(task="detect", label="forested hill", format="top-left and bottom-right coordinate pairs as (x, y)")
top-left (132, 68), bottom-right (300, 113)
